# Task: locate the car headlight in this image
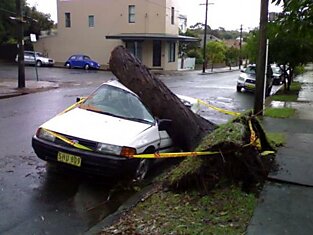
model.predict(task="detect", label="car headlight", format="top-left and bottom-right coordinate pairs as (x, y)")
top-left (96, 143), bottom-right (136, 157)
top-left (90, 62), bottom-right (94, 66)
top-left (238, 76), bottom-right (245, 82)
top-left (36, 128), bottom-right (56, 142)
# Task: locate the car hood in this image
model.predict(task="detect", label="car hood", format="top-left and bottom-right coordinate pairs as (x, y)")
top-left (40, 108), bottom-right (153, 147)
top-left (240, 73), bottom-right (255, 80)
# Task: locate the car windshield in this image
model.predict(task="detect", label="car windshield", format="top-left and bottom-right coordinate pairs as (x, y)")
top-left (79, 84), bottom-right (155, 124)
top-left (83, 56), bottom-right (91, 60)
top-left (272, 67), bottom-right (281, 74)
top-left (36, 53), bottom-right (44, 57)
top-left (244, 66), bottom-right (256, 75)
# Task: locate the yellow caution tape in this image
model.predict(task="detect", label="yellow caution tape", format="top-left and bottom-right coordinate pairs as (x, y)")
top-left (261, 151), bottom-right (275, 156)
top-left (197, 99), bottom-right (241, 117)
top-left (132, 151), bottom-right (220, 159)
top-left (248, 120), bottom-right (261, 149)
top-left (58, 97), bottom-right (86, 116)
top-left (43, 128), bottom-right (92, 151)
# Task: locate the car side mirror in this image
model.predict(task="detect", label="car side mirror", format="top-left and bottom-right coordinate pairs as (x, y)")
top-left (76, 96), bottom-right (87, 102)
top-left (158, 119), bottom-right (172, 131)
top-left (240, 68), bottom-right (245, 73)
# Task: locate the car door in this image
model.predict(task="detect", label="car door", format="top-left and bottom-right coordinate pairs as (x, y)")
top-left (76, 56), bottom-right (84, 68)
top-left (158, 130), bottom-right (173, 152)
top-left (70, 55), bottom-right (80, 68)
top-left (25, 52), bottom-right (35, 64)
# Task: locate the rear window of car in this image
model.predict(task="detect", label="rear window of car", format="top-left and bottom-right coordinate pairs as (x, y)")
top-left (70, 56), bottom-right (77, 60)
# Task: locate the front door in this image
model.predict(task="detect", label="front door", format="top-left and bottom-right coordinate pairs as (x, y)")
top-left (153, 40), bottom-right (161, 67)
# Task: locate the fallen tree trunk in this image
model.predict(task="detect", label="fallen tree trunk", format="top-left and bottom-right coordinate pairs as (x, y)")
top-left (109, 46), bottom-right (216, 151)
top-left (164, 112), bottom-right (275, 192)
top-left (109, 46), bottom-right (275, 191)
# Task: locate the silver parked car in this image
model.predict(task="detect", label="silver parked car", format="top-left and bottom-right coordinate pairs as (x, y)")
top-left (15, 51), bottom-right (55, 67)
top-left (236, 64), bottom-right (273, 96)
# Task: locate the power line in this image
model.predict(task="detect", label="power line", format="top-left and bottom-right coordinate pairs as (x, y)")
top-left (0, 7), bottom-right (17, 15)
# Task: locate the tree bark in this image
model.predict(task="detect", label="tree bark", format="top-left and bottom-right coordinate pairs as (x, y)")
top-left (109, 46), bottom-right (216, 151)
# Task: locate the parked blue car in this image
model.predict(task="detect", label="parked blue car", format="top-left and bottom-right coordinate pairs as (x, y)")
top-left (64, 54), bottom-right (101, 70)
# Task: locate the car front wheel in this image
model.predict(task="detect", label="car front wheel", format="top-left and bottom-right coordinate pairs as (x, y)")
top-left (236, 85), bottom-right (242, 92)
top-left (84, 64), bottom-right (90, 70)
top-left (36, 60), bottom-right (42, 67)
top-left (134, 159), bottom-right (150, 182)
top-left (65, 62), bottom-right (71, 69)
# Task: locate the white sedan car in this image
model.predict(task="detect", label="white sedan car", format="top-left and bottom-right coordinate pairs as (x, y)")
top-left (16, 51), bottom-right (55, 67)
top-left (32, 80), bottom-right (193, 180)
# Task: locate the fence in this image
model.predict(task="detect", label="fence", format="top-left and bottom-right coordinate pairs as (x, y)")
top-left (177, 57), bottom-right (196, 70)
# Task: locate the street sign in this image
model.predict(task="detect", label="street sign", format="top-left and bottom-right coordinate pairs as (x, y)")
top-left (30, 33), bottom-right (36, 42)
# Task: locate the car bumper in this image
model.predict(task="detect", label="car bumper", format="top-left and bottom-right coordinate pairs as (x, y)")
top-left (273, 76), bottom-right (282, 85)
top-left (237, 81), bottom-right (256, 91)
top-left (42, 61), bottom-right (55, 66)
top-left (32, 136), bottom-right (138, 177)
top-left (91, 65), bottom-right (100, 69)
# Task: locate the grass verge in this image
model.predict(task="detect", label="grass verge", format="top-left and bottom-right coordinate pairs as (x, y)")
top-left (271, 81), bottom-right (301, 102)
top-left (266, 132), bottom-right (286, 148)
top-left (101, 184), bottom-right (256, 235)
top-left (264, 107), bottom-right (296, 118)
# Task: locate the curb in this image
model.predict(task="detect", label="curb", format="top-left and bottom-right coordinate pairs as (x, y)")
top-left (85, 183), bottom-right (158, 234)
top-left (198, 69), bottom-right (240, 75)
top-left (0, 92), bottom-right (27, 99)
top-left (0, 83), bottom-right (59, 100)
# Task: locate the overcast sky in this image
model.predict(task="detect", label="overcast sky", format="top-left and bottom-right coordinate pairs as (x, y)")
top-left (26, 0), bottom-right (282, 31)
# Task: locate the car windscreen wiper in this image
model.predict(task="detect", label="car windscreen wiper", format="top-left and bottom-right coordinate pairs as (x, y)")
top-left (122, 117), bottom-right (154, 125)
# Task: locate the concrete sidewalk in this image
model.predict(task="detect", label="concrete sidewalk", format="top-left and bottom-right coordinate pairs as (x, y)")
top-left (247, 68), bottom-right (313, 235)
top-left (0, 80), bottom-right (59, 99)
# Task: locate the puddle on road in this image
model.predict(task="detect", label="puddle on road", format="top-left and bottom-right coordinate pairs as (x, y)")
top-left (1, 155), bottom-right (139, 232)
top-left (197, 97), bottom-right (245, 125)
top-left (36, 166), bottom-right (139, 229)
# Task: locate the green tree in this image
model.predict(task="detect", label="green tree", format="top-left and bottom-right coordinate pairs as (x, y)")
top-left (24, 6), bottom-right (54, 38)
top-left (267, 22), bottom-right (313, 90)
top-left (206, 41), bottom-right (227, 71)
top-left (0, 0), bottom-right (18, 43)
top-left (179, 29), bottom-right (203, 64)
top-left (272, 0), bottom-right (313, 35)
top-left (225, 46), bottom-right (239, 70)
top-left (0, 0), bottom-right (54, 45)
top-left (270, 0), bottom-right (313, 90)
top-left (241, 30), bottom-right (259, 64)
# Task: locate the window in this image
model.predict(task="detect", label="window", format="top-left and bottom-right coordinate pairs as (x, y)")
top-left (128, 5), bottom-right (135, 23)
top-left (126, 41), bottom-right (142, 61)
top-left (171, 7), bottom-right (175, 25)
top-left (65, 12), bottom-right (71, 28)
top-left (168, 42), bottom-right (176, 62)
top-left (88, 15), bottom-right (95, 27)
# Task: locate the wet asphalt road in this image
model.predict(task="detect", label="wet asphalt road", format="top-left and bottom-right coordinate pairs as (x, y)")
top-left (0, 64), bottom-right (258, 234)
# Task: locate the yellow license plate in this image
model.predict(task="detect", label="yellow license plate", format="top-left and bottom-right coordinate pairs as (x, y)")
top-left (57, 152), bottom-right (82, 167)
top-left (246, 84), bottom-right (255, 89)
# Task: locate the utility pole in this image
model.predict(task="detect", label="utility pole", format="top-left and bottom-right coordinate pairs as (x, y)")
top-left (239, 24), bottom-right (243, 70)
top-left (201, 1), bottom-right (214, 74)
top-left (16, 0), bottom-right (25, 88)
top-left (202, 0), bottom-right (209, 74)
top-left (254, 0), bottom-right (269, 116)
